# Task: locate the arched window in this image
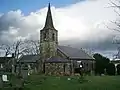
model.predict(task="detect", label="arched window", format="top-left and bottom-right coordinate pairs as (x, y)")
top-left (52, 33), bottom-right (55, 41)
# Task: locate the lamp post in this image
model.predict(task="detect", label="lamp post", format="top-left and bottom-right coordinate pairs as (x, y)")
top-left (79, 64), bottom-right (83, 77)
top-left (77, 61), bottom-right (83, 77)
top-left (80, 64), bottom-right (83, 68)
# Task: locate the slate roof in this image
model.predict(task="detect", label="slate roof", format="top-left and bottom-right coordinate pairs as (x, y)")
top-left (0, 57), bottom-right (13, 63)
top-left (111, 60), bottom-right (120, 63)
top-left (57, 46), bottom-right (94, 60)
top-left (18, 55), bottom-right (39, 63)
top-left (17, 46), bottom-right (94, 63)
top-left (45, 56), bottom-right (70, 63)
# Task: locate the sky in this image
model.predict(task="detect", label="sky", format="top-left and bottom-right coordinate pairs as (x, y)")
top-left (0, 0), bottom-right (119, 59)
top-left (0, 0), bottom-right (85, 14)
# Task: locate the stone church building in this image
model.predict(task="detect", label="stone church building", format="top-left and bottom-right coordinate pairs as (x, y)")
top-left (40, 3), bottom-right (94, 75)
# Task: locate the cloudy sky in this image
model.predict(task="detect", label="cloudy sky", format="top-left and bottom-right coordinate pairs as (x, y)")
top-left (0, 0), bottom-right (119, 58)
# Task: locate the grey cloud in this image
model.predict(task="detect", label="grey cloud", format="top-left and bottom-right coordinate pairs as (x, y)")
top-left (59, 35), bottom-right (119, 51)
top-left (59, 37), bottom-right (118, 58)
top-left (0, 10), bottom-right (22, 32)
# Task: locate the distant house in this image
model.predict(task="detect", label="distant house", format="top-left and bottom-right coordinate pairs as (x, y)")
top-left (17, 54), bottom-right (39, 76)
top-left (18, 54), bottom-right (39, 64)
top-left (0, 56), bottom-right (13, 72)
top-left (111, 59), bottom-right (120, 67)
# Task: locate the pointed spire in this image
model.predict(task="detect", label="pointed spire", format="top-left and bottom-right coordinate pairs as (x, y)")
top-left (44, 3), bottom-right (55, 29)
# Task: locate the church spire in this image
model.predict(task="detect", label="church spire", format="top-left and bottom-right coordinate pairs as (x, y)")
top-left (44, 3), bottom-right (55, 29)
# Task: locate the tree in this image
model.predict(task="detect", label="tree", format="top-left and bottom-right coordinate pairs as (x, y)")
top-left (107, 0), bottom-right (120, 45)
top-left (24, 40), bottom-right (40, 55)
top-left (0, 39), bottom-right (40, 57)
top-left (0, 44), bottom-right (11, 57)
top-left (116, 64), bottom-right (120, 75)
top-left (106, 63), bottom-right (116, 75)
top-left (107, 0), bottom-right (120, 32)
top-left (93, 53), bottom-right (110, 75)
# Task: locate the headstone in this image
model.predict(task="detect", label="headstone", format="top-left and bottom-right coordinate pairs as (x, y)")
top-left (0, 64), bottom-right (3, 68)
top-left (28, 72), bottom-right (30, 76)
top-left (2, 75), bottom-right (9, 82)
top-left (21, 70), bottom-right (28, 79)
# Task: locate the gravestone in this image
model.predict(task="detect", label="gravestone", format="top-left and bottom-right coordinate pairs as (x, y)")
top-left (2, 75), bottom-right (9, 82)
top-left (21, 69), bottom-right (29, 79)
top-left (0, 72), bottom-right (12, 88)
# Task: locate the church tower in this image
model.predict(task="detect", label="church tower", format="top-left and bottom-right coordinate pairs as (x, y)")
top-left (40, 3), bottom-right (58, 60)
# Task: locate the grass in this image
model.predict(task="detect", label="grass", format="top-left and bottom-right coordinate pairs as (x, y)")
top-left (24, 75), bottom-right (120, 90)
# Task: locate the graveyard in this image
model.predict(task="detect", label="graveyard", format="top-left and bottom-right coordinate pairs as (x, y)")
top-left (24, 74), bottom-right (120, 90)
top-left (1, 73), bottom-right (120, 90)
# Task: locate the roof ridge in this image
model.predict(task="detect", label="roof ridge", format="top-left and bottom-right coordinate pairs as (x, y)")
top-left (57, 46), bottom-right (69, 57)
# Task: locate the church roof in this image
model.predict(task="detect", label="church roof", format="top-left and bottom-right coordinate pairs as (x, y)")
top-left (57, 46), bottom-right (94, 60)
top-left (18, 55), bottom-right (39, 63)
top-left (45, 56), bottom-right (70, 63)
top-left (111, 60), bottom-right (120, 64)
top-left (43, 3), bottom-right (55, 29)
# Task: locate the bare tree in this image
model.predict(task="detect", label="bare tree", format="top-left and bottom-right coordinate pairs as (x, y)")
top-left (12, 40), bottom-right (25, 59)
top-left (0, 44), bottom-right (11, 57)
top-left (24, 40), bottom-right (40, 55)
top-left (0, 39), bottom-right (40, 58)
top-left (0, 40), bottom-right (25, 58)
top-left (106, 0), bottom-right (120, 59)
top-left (107, 0), bottom-right (120, 32)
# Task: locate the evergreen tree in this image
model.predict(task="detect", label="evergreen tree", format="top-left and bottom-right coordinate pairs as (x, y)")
top-left (106, 63), bottom-right (116, 75)
top-left (117, 64), bottom-right (120, 75)
top-left (93, 53), bottom-right (110, 75)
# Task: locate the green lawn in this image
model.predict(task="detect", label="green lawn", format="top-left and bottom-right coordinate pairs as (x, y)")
top-left (25, 75), bottom-right (120, 90)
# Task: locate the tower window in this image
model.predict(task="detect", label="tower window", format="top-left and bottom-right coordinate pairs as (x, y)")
top-left (52, 33), bottom-right (55, 41)
top-left (44, 33), bottom-right (46, 40)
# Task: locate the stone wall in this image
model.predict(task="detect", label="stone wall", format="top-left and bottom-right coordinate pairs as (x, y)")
top-left (73, 60), bottom-right (94, 72)
top-left (45, 63), bottom-right (70, 75)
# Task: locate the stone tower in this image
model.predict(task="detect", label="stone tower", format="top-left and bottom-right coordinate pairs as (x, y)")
top-left (40, 3), bottom-right (58, 61)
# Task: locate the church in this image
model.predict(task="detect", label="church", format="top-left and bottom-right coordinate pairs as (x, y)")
top-left (39, 3), bottom-right (95, 75)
